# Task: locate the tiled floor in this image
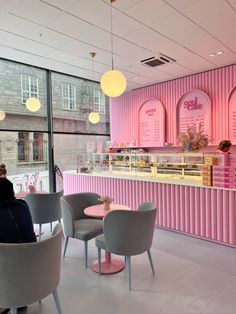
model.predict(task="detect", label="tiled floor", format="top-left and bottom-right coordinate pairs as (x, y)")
top-left (23, 226), bottom-right (236, 313)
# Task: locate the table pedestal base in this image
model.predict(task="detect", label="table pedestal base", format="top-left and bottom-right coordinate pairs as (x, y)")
top-left (92, 258), bottom-right (125, 274)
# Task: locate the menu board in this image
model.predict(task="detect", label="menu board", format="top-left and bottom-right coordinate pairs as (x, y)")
top-left (138, 98), bottom-right (165, 147)
top-left (229, 88), bottom-right (236, 144)
top-left (177, 90), bottom-right (211, 134)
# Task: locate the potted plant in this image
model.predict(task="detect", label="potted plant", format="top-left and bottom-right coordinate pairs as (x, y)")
top-left (178, 123), bottom-right (212, 152)
top-left (98, 196), bottom-right (113, 210)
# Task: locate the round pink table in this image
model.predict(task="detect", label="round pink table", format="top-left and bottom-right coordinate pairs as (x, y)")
top-left (84, 203), bottom-right (129, 274)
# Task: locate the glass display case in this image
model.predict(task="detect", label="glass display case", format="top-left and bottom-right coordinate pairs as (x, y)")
top-left (90, 152), bottom-right (210, 181)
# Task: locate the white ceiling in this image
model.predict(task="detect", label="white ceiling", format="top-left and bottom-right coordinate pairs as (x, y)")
top-left (0, 0), bottom-right (235, 91)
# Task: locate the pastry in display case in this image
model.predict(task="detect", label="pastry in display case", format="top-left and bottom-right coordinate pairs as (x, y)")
top-left (90, 152), bottom-right (212, 181)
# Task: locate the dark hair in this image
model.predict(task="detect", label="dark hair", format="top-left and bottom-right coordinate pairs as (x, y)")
top-left (0, 163), bottom-right (7, 176)
top-left (0, 178), bottom-right (15, 202)
top-left (218, 140), bottom-right (232, 150)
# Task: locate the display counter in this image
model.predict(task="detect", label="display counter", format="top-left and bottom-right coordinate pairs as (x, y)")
top-left (63, 171), bottom-right (236, 248)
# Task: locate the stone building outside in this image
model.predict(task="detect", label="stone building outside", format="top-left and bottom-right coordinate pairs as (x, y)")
top-left (0, 59), bottom-right (110, 192)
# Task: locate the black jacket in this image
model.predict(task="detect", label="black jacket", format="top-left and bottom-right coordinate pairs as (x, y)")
top-left (0, 199), bottom-right (36, 243)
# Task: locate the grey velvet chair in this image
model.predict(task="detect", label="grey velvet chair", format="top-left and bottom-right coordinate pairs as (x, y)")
top-left (95, 202), bottom-right (157, 290)
top-left (25, 190), bottom-right (63, 240)
top-left (0, 224), bottom-right (63, 314)
top-left (60, 192), bottom-right (103, 267)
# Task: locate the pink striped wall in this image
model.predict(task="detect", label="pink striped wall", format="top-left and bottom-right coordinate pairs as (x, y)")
top-left (64, 173), bottom-right (236, 247)
top-left (110, 64), bottom-right (236, 146)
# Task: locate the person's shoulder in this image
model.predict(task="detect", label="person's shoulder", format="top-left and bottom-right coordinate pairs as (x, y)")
top-left (14, 199), bottom-right (28, 206)
top-left (10, 198), bottom-right (29, 209)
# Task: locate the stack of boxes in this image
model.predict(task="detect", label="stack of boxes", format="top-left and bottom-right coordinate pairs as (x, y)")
top-left (202, 155), bottom-right (215, 186)
top-left (212, 154), bottom-right (236, 188)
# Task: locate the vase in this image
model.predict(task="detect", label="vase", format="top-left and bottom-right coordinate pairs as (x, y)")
top-left (183, 145), bottom-right (196, 152)
top-left (103, 200), bottom-right (112, 210)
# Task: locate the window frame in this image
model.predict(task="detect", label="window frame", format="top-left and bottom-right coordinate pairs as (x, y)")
top-left (33, 132), bottom-right (44, 161)
top-left (20, 74), bottom-right (39, 104)
top-left (62, 83), bottom-right (76, 111)
top-left (17, 132), bottom-right (29, 162)
top-left (93, 90), bottom-right (105, 114)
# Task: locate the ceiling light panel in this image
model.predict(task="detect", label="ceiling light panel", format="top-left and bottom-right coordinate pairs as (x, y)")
top-left (48, 13), bottom-right (93, 39)
top-left (67, 0), bottom-right (111, 25)
top-left (0, 13), bottom-right (42, 37)
top-left (10, 0), bottom-right (61, 25)
top-left (125, 0), bottom-right (176, 24)
top-left (41, 0), bottom-right (79, 11)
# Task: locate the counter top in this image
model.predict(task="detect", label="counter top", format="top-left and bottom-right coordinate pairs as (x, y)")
top-left (63, 170), bottom-right (236, 191)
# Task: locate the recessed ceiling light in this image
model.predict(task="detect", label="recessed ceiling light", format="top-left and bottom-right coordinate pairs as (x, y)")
top-left (209, 53), bottom-right (215, 57)
top-left (216, 50), bottom-right (223, 55)
top-left (131, 76), bottom-right (139, 80)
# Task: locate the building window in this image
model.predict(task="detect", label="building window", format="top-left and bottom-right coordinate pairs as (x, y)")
top-left (18, 132), bottom-right (44, 162)
top-left (94, 90), bottom-right (105, 114)
top-left (33, 132), bottom-right (43, 161)
top-left (18, 132), bottom-right (29, 161)
top-left (21, 74), bottom-right (39, 104)
top-left (62, 83), bottom-right (76, 110)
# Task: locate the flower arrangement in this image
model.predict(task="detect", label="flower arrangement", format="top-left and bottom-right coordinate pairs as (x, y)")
top-left (98, 196), bottom-right (113, 210)
top-left (178, 123), bottom-right (212, 151)
top-left (98, 196), bottom-right (113, 203)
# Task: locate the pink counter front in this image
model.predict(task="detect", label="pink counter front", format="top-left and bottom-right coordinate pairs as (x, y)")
top-left (63, 172), bottom-right (236, 247)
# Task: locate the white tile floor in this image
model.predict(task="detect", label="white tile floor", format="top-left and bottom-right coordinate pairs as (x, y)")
top-left (25, 226), bottom-right (236, 314)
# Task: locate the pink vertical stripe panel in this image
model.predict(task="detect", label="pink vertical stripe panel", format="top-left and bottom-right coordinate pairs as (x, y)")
top-left (211, 189), bottom-right (217, 240)
top-left (223, 190), bottom-right (229, 243)
top-left (216, 190), bottom-right (223, 242)
top-left (205, 188), bottom-right (211, 238)
top-left (229, 191), bottom-right (236, 245)
top-left (200, 188), bottom-right (206, 237)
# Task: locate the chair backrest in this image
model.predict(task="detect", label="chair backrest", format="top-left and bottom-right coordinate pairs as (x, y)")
top-left (61, 192), bottom-right (101, 220)
top-left (0, 223), bottom-right (63, 308)
top-left (104, 205), bottom-right (157, 256)
top-left (137, 201), bottom-right (156, 212)
top-left (25, 190), bottom-right (63, 224)
top-left (60, 192), bottom-right (101, 237)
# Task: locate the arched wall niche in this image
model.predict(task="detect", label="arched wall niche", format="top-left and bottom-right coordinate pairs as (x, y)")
top-left (138, 98), bottom-right (166, 147)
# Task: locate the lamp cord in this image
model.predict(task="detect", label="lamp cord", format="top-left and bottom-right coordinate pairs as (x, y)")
top-left (110, 1), bottom-right (114, 70)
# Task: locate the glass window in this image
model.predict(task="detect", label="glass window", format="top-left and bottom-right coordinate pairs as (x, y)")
top-left (62, 83), bottom-right (76, 110)
top-left (21, 74), bottom-right (39, 104)
top-left (94, 90), bottom-right (105, 114)
top-left (33, 132), bottom-right (44, 161)
top-left (18, 132), bottom-right (29, 161)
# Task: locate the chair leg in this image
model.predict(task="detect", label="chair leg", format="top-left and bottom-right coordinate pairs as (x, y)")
top-left (97, 247), bottom-right (101, 275)
top-left (126, 256), bottom-right (132, 290)
top-left (63, 236), bottom-right (69, 258)
top-left (52, 289), bottom-right (62, 314)
top-left (10, 308), bottom-right (17, 314)
top-left (84, 241), bottom-right (88, 268)
top-left (147, 249), bottom-right (155, 275)
top-left (39, 224), bottom-right (42, 241)
top-left (58, 220), bottom-right (64, 239)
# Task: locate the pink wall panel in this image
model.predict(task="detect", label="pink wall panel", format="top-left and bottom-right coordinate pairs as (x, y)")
top-left (110, 64), bottom-right (236, 146)
top-left (64, 173), bottom-right (236, 247)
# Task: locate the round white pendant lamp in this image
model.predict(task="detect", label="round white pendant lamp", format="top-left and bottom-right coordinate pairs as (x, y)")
top-left (0, 111), bottom-right (6, 121)
top-left (100, 69), bottom-right (126, 97)
top-left (100, 0), bottom-right (126, 97)
top-left (26, 97), bottom-right (41, 112)
top-left (89, 112), bottom-right (100, 124)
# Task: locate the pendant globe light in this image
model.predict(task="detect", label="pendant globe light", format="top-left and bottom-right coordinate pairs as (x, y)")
top-left (0, 111), bottom-right (6, 121)
top-left (26, 97), bottom-right (41, 112)
top-left (100, 0), bottom-right (126, 97)
top-left (88, 52), bottom-right (100, 124)
top-left (88, 111), bottom-right (100, 124)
